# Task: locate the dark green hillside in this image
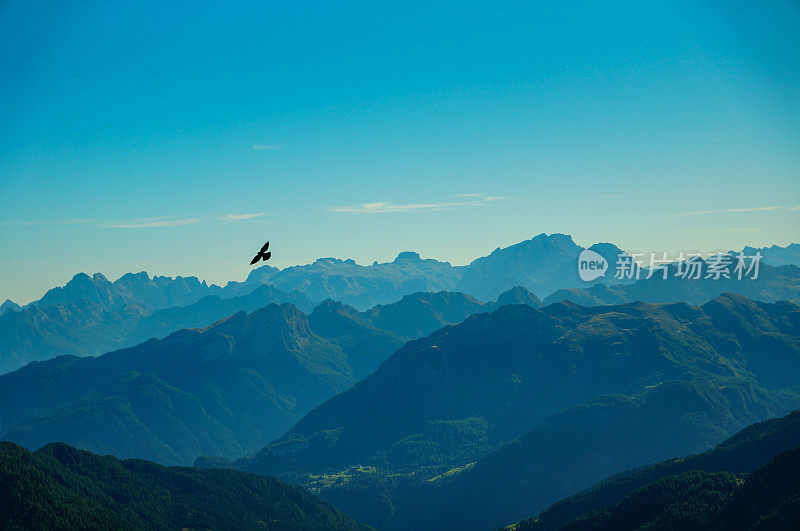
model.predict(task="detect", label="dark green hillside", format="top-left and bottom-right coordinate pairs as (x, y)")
top-left (310, 379), bottom-right (786, 530)
top-left (548, 446), bottom-right (800, 531)
top-left (0, 441), bottom-right (369, 530)
top-left (518, 408), bottom-right (800, 530)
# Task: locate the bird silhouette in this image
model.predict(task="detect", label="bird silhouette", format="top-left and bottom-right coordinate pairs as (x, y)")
top-left (251, 241), bottom-right (271, 265)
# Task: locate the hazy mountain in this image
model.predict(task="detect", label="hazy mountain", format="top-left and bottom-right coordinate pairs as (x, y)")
top-left (223, 252), bottom-right (462, 309)
top-left (519, 408), bottom-right (800, 530)
top-left (35, 271), bottom-right (222, 312)
top-left (0, 297), bottom-right (150, 375)
top-left (34, 273), bottom-right (134, 312)
top-left (0, 271), bottom-right (226, 373)
top-left (542, 258), bottom-right (800, 307)
top-left (122, 284), bottom-right (314, 347)
top-left (0, 299), bottom-right (21, 315)
top-left (236, 294), bottom-right (800, 529)
top-left (0, 304), bottom-right (355, 465)
top-left (742, 243), bottom-right (800, 267)
top-left (361, 291), bottom-right (486, 338)
top-left (455, 233), bottom-right (635, 301)
top-left (0, 279), bottom-right (308, 375)
top-left (221, 234), bottom-right (631, 308)
top-left (6, 234), bottom-right (798, 376)
top-left (486, 285), bottom-right (542, 310)
top-left (0, 441), bottom-right (368, 530)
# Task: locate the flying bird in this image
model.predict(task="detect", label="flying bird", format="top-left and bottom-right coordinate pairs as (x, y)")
top-left (251, 241), bottom-right (271, 265)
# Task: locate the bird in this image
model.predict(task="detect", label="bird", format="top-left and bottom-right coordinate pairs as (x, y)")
top-left (251, 241), bottom-right (271, 265)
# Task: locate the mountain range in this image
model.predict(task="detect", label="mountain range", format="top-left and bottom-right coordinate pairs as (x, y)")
top-left (234, 293), bottom-right (800, 529)
top-left (542, 258), bottom-right (800, 307)
top-left (0, 289), bottom-right (525, 465)
top-left (0, 275), bottom-right (311, 374)
top-left (3, 234), bottom-right (798, 376)
top-left (742, 243), bottom-right (800, 268)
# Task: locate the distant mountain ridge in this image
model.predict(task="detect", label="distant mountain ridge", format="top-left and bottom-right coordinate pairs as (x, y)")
top-left (0, 299), bottom-right (21, 315)
top-left (226, 251), bottom-right (462, 309)
top-left (0, 277), bottom-right (310, 374)
top-left (7, 237), bottom-right (800, 313)
top-left (543, 257), bottom-right (800, 307)
top-left (455, 233), bottom-right (636, 301)
top-left (742, 243), bottom-right (800, 267)
top-left (2, 235), bottom-right (799, 375)
top-left (35, 271), bottom-right (223, 311)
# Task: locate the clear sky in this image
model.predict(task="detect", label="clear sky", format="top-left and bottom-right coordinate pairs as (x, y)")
top-left (1, 0), bottom-right (799, 304)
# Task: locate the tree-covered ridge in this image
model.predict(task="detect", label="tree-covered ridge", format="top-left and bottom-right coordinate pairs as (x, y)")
top-left (549, 446), bottom-right (800, 531)
top-left (517, 408), bottom-right (800, 530)
top-left (0, 441), bottom-right (369, 530)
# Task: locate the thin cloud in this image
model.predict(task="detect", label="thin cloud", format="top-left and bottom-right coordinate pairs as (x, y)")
top-left (220, 213), bottom-right (265, 222)
top-left (329, 194), bottom-right (511, 215)
top-left (669, 206), bottom-right (788, 218)
top-left (330, 200), bottom-right (484, 214)
top-left (601, 192), bottom-right (673, 199)
top-left (252, 143), bottom-right (286, 151)
top-left (105, 217), bottom-right (202, 229)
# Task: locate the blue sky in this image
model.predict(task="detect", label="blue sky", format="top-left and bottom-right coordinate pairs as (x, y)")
top-left (1, 0), bottom-right (799, 303)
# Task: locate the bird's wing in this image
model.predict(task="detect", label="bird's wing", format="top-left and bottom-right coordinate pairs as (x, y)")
top-left (260, 241), bottom-right (270, 252)
top-left (250, 255), bottom-right (260, 265)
